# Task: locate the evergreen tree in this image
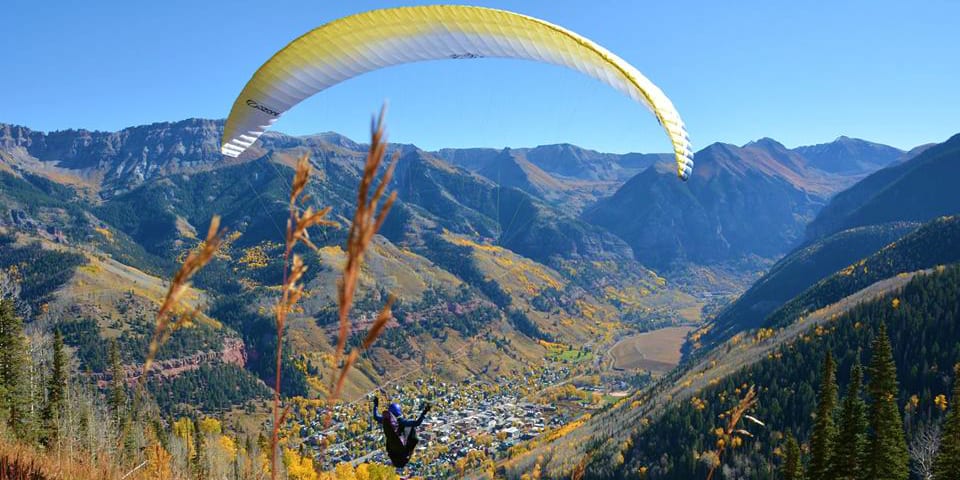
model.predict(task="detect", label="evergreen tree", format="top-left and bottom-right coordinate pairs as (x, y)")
top-left (831, 357), bottom-right (868, 480)
top-left (108, 339), bottom-right (126, 414)
top-left (808, 352), bottom-right (839, 480)
top-left (41, 328), bottom-right (67, 446)
top-left (933, 364), bottom-right (960, 480)
top-left (782, 433), bottom-right (803, 480)
top-left (0, 299), bottom-right (30, 439)
top-left (193, 416), bottom-right (207, 480)
top-left (865, 323), bottom-right (909, 480)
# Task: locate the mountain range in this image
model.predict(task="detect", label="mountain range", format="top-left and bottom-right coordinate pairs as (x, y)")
top-left (4, 116), bottom-right (960, 479)
top-left (501, 130), bottom-right (960, 479)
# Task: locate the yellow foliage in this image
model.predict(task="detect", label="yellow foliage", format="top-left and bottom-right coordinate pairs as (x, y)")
top-left (79, 263), bottom-right (102, 274)
top-left (172, 417), bottom-right (194, 445)
top-left (199, 417), bottom-right (222, 435)
top-left (353, 463), bottom-right (397, 480)
top-left (239, 244), bottom-right (272, 269)
top-left (545, 414), bottom-right (590, 442)
top-left (908, 394), bottom-right (920, 411)
top-left (892, 297), bottom-right (901, 309)
top-left (219, 435), bottom-right (238, 458)
top-left (577, 300), bottom-right (598, 321)
top-left (754, 328), bottom-right (775, 342)
top-left (94, 226), bottom-right (114, 241)
top-left (145, 442), bottom-right (173, 480)
top-left (285, 448), bottom-right (320, 480)
top-left (936, 394), bottom-right (948, 411)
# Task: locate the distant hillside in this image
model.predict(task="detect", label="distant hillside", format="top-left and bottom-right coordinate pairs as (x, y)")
top-left (806, 133), bottom-right (960, 240)
top-left (582, 139), bottom-right (853, 271)
top-left (476, 148), bottom-right (568, 200)
top-left (520, 144), bottom-right (663, 181)
top-left (0, 118), bottom-right (699, 406)
top-left (505, 216), bottom-right (960, 479)
top-left (793, 135), bottom-right (903, 174)
top-left (594, 262), bottom-right (960, 479)
top-left (0, 120), bottom-right (226, 196)
top-left (696, 133), bottom-right (959, 349)
top-left (703, 221), bottom-right (918, 345)
top-left (436, 143), bottom-right (667, 182)
top-left (765, 215), bottom-right (960, 330)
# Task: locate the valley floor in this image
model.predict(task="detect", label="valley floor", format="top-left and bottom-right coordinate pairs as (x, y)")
top-left (302, 323), bottom-right (692, 478)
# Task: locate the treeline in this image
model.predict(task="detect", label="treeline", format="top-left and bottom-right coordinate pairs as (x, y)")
top-left (420, 233), bottom-right (512, 309)
top-left (371, 286), bottom-right (502, 352)
top-left (209, 293), bottom-right (309, 397)
top-left (508, 308), bottom-right (551, 341)
top-left (58, 316), bottom-right (224, 372)
top-left (589, 263), bottom-right (960, 479)
top-left (148, 364), bottom-right (270, 415)
top-left (0, 235), bottom-right (85, 311)
top-left (0, 290), bottom-right (281, 479)
top-left (766, 215), bottom-right (960, 330)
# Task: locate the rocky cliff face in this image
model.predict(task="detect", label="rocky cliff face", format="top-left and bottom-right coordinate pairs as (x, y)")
top-left (1, 119), bottom-right (224, 196)
top-left (94, 337), bottom-right (247, 387)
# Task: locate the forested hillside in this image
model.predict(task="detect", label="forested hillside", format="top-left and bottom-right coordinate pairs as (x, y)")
top-left (703, 221), bottom-right (918, 346)
top-left (806, 133), bottom-right (960, 240)
top-left (589, 263), bottom-right (960, 479)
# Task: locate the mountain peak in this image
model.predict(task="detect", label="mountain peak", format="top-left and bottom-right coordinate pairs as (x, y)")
top-left (744, 137), bottom-right (787, 150)
top-left (794, 136), bottom-right (903, 174)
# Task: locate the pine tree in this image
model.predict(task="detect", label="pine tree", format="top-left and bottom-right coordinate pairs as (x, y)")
top-left (933, 364), bottom-right (960, 480)
top-left (782, 433), bottom-right (803, 480)
top-left (865, 323), bottom-right (909, 480)
top-left (40, 328), bottom-right (66, 446)
top-left (808, 352), bottom-right (839, 480)
top-left (0, 299), bottom-right (30, 440)
top-left (193, 416), bottom-right (207, 480)
top-left (831, 357), bottom-right (868, 480)
top-left (108, 339), bottom-right (126, 414)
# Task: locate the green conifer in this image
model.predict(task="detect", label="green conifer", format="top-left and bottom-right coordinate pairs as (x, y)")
top-left (808, 352), bottom-right (839, 480)
top-left (0, 299), bottom-right (31, 439)
top-left (782, 433), bottom-right (803, 480)
top-left (41, 328), bottom-right (67, 446)
top-left (865, 323), bottom-right (909, 480)
top-left (108, 339), bottom-right (126, 414)
top-left (933, 364), bottom-right (960, 480)
top-left (193, 416), bottom-right (207, 480)
top-left (831, 357), bottom-right (868, 480)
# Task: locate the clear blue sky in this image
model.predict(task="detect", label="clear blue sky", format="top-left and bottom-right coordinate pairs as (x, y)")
top-left (4, 1), bottom-right (958, 153)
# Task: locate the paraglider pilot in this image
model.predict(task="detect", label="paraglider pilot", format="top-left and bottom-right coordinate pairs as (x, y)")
top-left (372, 396), bottom-right (431, 469)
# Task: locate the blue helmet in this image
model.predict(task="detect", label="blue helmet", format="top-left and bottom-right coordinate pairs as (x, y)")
top-left (388, 403), bottom-right (402, 417)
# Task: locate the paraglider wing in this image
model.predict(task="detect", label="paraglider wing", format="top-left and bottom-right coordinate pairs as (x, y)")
top-left (221, 5), bottom-right (694, 180)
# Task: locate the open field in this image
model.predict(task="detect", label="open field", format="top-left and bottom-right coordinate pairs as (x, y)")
top-left (610, 326), bottom-right (695, 372)
top-left (544, 342), bottom-right (595, 364)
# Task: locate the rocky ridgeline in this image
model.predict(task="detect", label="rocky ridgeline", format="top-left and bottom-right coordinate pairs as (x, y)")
top-left (0, 119), bottom-right (225, 196)
top-left (92, 336), bottom-right (247, 387)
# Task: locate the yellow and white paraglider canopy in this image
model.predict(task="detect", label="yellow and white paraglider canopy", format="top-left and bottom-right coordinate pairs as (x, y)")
top-left (221, 4), bottom-right (694, 180)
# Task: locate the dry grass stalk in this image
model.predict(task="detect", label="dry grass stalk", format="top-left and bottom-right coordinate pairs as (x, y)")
top-left (271, 154), bottom-right (337, 479)
top-left (330, 106), bottom-right (398, 399)
top-left (706, 385), bottom-right (760, 480)
top-left (0, 438), bottom-right (117, 480)
top-left (142, 216), bottom-right (226, 378)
